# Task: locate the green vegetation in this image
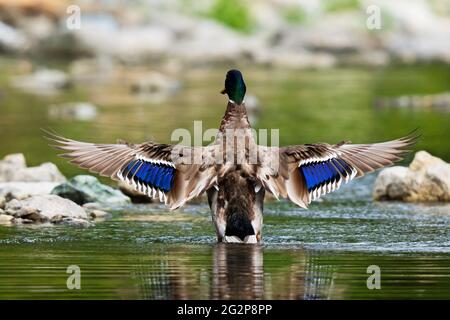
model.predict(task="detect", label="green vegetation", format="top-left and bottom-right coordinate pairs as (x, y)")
top-left (283, 7), bottom-right (307, 25)
top-left (207, 0), bottom-right (253, 33)
top-left (325, 0), bottom-right (360, 12)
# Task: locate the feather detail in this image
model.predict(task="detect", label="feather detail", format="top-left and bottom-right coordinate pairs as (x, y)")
top-left (44, 130), bottom-right (217, 209)
top-left (257, 131), bottom-right (418, 207)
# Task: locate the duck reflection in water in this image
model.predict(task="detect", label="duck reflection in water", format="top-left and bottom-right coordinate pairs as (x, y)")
top-left (212, 244), bottom-right (264, 299)
top-left (135, 245), bottom-right (336, 300)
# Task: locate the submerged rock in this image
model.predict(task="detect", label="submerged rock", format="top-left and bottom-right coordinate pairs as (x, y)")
top-left (52, 175), bottom-right (130, 205)
top-left (373, 151), bottom-right (450, 202)
top-left (0, 153), bottom-right (66, 183)
top-left (4, 194), bottom-right (88, 223)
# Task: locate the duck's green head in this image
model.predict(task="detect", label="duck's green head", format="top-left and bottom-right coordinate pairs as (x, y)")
top-left (221, 69), bottom-right (246, 105)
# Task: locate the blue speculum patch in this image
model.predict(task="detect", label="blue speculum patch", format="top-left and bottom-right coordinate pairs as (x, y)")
top-left (122, 159), bottom-right (175, 192)
top-left (300, 158), bottom-right (352, 192)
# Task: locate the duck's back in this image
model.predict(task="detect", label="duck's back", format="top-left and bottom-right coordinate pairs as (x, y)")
top-left (207, 167), bottom-right (264, 243)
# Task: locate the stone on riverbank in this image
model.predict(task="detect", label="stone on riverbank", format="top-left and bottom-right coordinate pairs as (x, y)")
top-left (4, 194), bottom-right (88, 224)
top-left (52, 175), bottom-right (130, 205)
top-left (0, 153), bottom-right (66, 183)
top-left (89, 210), bottom-right (111, 219)
top-left (373, 151), bottom-right (450, 202)
top-left (0, 213), bottom-right (14, 225)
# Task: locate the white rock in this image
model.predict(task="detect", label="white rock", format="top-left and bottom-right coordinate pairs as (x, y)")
top-left (4, 195), bottom-right (88, 222)
top-left (11, 69), bottom-right (69, 95)
top-left (75, 20), bottom-right (174, 63)
top-left (0, 153), bottom-right (66, 183)
top-left (2, 153), bottom-right (26, 167)
top-left (170, 20), bottom-right (247, 63)
top-left (0, 182), bottom-right (60, 199)
top-left (368, 0), bottom-right (450, 63)
top-left (0, 154), bottom-right (26, 181)
top-left (0, 214), bottom-right (14, 225)
top-left (10, 163), bottom-right (66, 183)
top-left (409, 150), bottom-right (447, 171)
top-left (373, 151), bottom-right (450, 202)
top-left (373, 166), bottom-right (413, 200)
top-left (0, 21), bottom-right (29, 52)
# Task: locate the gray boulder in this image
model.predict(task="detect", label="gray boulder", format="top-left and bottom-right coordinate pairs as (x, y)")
top-left (52, 175), bottom-right (130, 205)
top-left (373, 151), bottom-right (450, 202)
top-left (0, 154), bottom-right (26, 181)
top-left (0, 182), bottom-right (61, 199)
top-left (0, 153), bottom-right (66, 183)
top-left (10, 163), bottom-right (66, 183)
top-left (4, 194), bottom-right (88, 223)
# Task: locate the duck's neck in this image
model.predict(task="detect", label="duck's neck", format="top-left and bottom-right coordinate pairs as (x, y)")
top-left (219, 101), bottom-right (250, 132)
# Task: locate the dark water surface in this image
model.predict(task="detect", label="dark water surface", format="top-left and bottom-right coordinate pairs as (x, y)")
top-left (0, 60), bottom-right (449, 299)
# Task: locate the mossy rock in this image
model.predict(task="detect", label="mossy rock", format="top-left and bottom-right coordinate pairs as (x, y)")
top-left (52, 175), bottom-right (130, 205)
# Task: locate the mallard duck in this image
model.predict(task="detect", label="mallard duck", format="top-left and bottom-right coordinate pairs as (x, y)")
top-left (47, 69), bottom-right (418, 244)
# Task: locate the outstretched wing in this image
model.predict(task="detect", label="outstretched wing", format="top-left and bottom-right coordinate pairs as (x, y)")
top-left (257, 133), bottom-right (419, 208)
top-left (45, 131), bottom-right (216, 210)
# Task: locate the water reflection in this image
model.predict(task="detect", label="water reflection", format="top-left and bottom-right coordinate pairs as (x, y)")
top-left (133, 245), bottom-right (336, 300)
top-left (212, 244), bottom-right (264, 300)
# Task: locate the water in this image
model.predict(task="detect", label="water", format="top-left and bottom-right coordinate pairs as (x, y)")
top-left (0, 59), bottom-right (449, 299)
top-left (0, 176), bottom-right (449, 299)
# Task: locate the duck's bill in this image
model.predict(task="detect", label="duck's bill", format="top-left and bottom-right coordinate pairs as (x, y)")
top-left (223, 235), bottom-right (257, 244)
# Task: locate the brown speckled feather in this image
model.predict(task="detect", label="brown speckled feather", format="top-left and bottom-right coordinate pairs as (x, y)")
top-left (257, 132), bottom-right (419, 208)
top-left (44, 130), bottom-right (216, 210)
